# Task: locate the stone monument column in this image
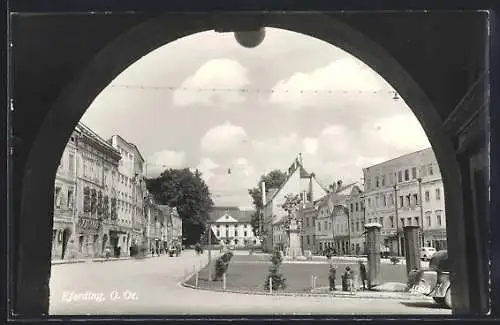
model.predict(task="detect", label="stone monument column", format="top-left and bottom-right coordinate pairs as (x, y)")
top-left (287, 218), bottom-right (303, 259)
top-left (403, 225), bottom-right (421, 275)
top-left (365, 222), bottom-right (382, 288)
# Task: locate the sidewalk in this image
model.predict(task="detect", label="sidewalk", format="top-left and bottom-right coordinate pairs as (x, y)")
top-left (52, 254), bottom-right (158, 265)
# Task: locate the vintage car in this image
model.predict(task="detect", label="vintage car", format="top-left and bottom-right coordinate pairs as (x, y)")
top-left (409, 250), bottom-right (452, 308)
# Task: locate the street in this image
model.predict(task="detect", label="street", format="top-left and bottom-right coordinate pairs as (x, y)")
top-left (49, 250), bottom-right (451, 316)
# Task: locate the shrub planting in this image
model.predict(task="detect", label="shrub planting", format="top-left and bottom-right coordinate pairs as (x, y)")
top-left (213, 251), bottom-right (234, 281)
top-left (264, 248), bottom-right (286, 291)
top-left (390, 256), bottom-right (400, 265)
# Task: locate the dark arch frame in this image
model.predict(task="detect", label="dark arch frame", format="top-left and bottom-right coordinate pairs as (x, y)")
top-left (18, 13), bottom-right (471, 314)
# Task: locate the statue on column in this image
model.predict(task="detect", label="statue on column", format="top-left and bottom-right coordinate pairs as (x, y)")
top-left (281, 193), bottom-right (304, 260)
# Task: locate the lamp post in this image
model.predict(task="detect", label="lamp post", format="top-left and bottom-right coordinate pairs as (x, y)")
top-left (360, 194), bottom-right (367, 254)
top-left (417, 178), bottom-right (425, 247)
top-left (346, 206), bottom-right (351, 255)
top-left (394, 184), bottom-right (400, 256)
top-left (206, 222), bottom-right (212, 282)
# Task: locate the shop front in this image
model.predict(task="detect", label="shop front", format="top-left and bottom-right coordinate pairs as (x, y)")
top-left (424, 229), bottom-right (448, 251)
top-left (51, 219), bottom-right (75, 260)
top-left (76, 214), bottom-right (103, 258)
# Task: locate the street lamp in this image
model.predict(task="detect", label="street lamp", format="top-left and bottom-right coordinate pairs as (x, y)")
top-left (417, 178), bottom-right (425, 247)
top-left (394, 184), bottom-right (400, 256)
top-left (360, 194), bottom-right (367, 254)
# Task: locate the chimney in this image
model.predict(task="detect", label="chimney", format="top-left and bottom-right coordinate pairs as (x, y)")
top-left (261, 181), bottom-right (266, 207)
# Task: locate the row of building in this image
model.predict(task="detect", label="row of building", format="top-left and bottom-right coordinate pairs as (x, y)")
top-left (51, 122), bottom-right (182, 261)
top-left (261, 148), bottom-right (447, 257)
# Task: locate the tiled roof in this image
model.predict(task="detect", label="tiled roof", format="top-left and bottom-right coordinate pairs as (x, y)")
top-left (208, 206), bottom-right (255, 223)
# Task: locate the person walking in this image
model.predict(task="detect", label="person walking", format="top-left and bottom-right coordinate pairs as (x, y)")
top-left (344, 266), bottom-right (353, 292)
top-left (359, 260), bottom-right (368, 290)
top-left (328, 264), bottom-right (337, 291)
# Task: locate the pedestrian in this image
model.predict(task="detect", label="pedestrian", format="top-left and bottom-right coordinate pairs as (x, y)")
top-left (359, 260), bottom-right (368, 290)
top-left (344, 266), bottom-right (354, 293)
top-left (328, 264), bottom-right (337, 291)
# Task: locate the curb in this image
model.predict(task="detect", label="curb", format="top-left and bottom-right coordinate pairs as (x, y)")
top-left (52, 255), bottom-right (154, 265)
top-left (180, 281), bottom-right (432, 302)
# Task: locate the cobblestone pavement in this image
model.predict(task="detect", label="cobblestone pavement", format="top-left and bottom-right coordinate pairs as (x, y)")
top-left (49, 250), bottom-right (451, 316)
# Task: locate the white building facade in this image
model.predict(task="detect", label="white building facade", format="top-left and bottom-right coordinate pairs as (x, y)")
top-left (52, 129), bottom-right (80, 260)
top-left (363, 148), bottom-right (447, 256)
top-left (107, 135), bottom-right (146, 256)
top-left (209, 208), bottom-right (260, 247)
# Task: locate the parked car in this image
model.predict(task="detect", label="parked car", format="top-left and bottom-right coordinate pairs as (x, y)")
top-left (420, 246), bottom-right (437, 261)
top-left (409, 250), bottom-right (451, 308)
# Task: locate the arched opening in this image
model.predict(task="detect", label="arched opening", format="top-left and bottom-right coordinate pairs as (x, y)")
top-left (13, 13), bottom-right (489, 316)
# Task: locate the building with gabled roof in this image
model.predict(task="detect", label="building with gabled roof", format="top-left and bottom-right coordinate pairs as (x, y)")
top-left (262, 155), bottom-right (328, 252)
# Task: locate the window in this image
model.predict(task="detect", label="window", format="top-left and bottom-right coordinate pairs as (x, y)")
top-left (425, 191), bottom-right (430, 202)
top-left (414, 217), bottom-right (419, 226)
top-left (407, 217), bottom-right (412, 226)
top-left (244, 224), bottom-right (247, 228)
top-left (216, 230), bottom-right (220, 237)
top-left (426, 215), bottom-right (431, 227)
top-left (382, 175), bottom-right (386, 186)
top-left (436, 188), bottom-right (441, 200)
top-left (401, 218), bottom-right (405, 227)
top-left (350, 204), bottom-right (354, 213)
top-left (306, 217), bottom-right (310, 227)
top-left (368, 198), bottom-right (371, 207)
top-left (428, 164), bottom-right (434, 175)
top-left (318, 222), bottom-right (321, 231)
top-left (324, 221), bottom-right (328, 230)
top-left (68, 154), bottom-right (74, 174)
top-left (413, 193), bottom-right (419, 206)
top-left (389, 194), bottom-right (394, 206)
top-left (437, 215), bottom-right (442, 226)
top-left (404, 169), bottom-right (409, 181)
top-left (356, 222), bottom-right (360, 232)
top-left (399, 196), bottom-right (404, 207)
top-left (235, 230), bottom-right (238, 237)
top-left (67, 189), bottom-right (74, 208)
top-left (376, 176), bottom-right (379, 188)
top-left (55, 187), bottom-right (62, 208)
top-left (383, 196), bottom-right (387, 207)
top-left (307, 236), bottom-right (310, 245)
top-left (390, 216), bottom-right (394, 228)
top-left (398, 171), bottom-right (403, 182)
top-left (379, 217), bottom-right (384, 227)
top-left (412, 167), bottom-right (417, 179)
top-left (355, 202), bottom-right (359, 211)
top-left (225, 230), bottom-right (229, 237)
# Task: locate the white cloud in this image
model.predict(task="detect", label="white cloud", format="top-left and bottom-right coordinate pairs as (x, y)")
top-left (146, 150), bottom-right (186, 177)
top-left (268, 57), bottom-right (396, 112)
top-left (200, 122), bottom-right (248, 154)
top-left (302, 137), bottom-right (319, 155)
top-left (172, 58), bottom-right (250, 107)
top-left (365, 113), bottom-right (431, 151)
top-left (196, 157), bottom-right (220, 180)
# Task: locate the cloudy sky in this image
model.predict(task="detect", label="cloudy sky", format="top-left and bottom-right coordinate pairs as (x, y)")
top-left (81, 28), bottom-right (430, 209)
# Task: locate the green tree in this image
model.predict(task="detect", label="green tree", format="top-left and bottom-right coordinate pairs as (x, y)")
top-left (146, 168), bottom-right (214, 245)
top-left (248, 170), bottom-right (288, 235)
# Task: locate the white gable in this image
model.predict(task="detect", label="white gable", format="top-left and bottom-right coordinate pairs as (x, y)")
top-left (215, 213), bottom-right (239, 223)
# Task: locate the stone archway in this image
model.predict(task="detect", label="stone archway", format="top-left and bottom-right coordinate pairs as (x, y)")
top-left (12, 12), bottom-right (488, 316)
